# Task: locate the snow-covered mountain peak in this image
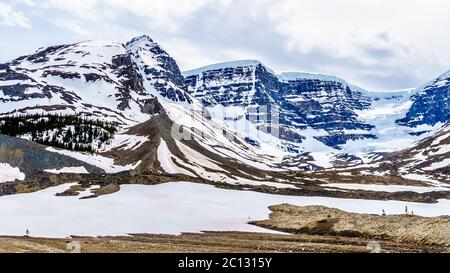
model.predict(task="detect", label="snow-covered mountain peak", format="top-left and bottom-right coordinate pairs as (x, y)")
top-left (125, 35), bottom-right (155, 49)
top-left (0, 40), bottom-right (152, 124)
top-left (125, 35), bottom-right (193, 105)
top-left (279, 71), bottom-right (344, 82)
top-left (422, 69), bottom-right (450, 91)
top-left (125, 35), bottom-right (171, 62)
top-left (183, 60), bottom-right (275, 77)
top-left (435, 69), bottom-right (450, 79)
top-left (396, 69), bottom-right (449, 128)
top-left (0, 35), bottom-right (200, 127)
top-left (13, 40), bottom-right (123, 68)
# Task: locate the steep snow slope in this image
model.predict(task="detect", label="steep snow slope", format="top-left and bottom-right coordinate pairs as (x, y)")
top-left (0, 41), bottom-right (148, 125)
top-left (125, 41), bottom-right (294, 178)
top-left (343, 89), bottom-right (441, 159)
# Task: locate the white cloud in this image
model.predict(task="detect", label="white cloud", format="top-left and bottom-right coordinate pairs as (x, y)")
top-left (2, 0), bottom-right (450, 90)
top-left (49, 18), bottom-right (90, 36)
top-left (261, 0), bottom-right (450, 89)
top-left (42, 0), bottom-right (99, 19)
top-left (13, 0), bottom-right (36, 6)
top-left (0, 2), bottom-right (32, 29)
top-left (105, 0), bottom-right (214, 32)
top-left (42, 0), bottom-right (216, 32)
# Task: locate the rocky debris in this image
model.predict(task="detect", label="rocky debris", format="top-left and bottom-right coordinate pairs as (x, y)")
top-left (55, 184), bottom-right (86, 196)
top-left (0, 68), bottom-right (32, 81)
top-left (251, 204), bottom-right (450, 246)
top-left (0, 134), bottom-right (103, 177)
top-left (89, 183), bottom-right (120, 197)
top-left (141, 98), bottom-right (163, 115)
top-left (0, 84), bottom-right (49, 101)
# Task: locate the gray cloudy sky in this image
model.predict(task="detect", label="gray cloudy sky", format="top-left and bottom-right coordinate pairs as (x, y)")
top-left (1, 0), bottom-right (449, 91)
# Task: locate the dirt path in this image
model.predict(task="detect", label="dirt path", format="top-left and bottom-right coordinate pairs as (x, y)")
top-left (0, 231), bottom-right (446, 253)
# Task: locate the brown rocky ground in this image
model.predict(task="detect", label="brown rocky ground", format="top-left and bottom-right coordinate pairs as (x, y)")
top-left (251, 204), bottom-right (450, 247)
top-left (0, 231), bottom-right (446, 253)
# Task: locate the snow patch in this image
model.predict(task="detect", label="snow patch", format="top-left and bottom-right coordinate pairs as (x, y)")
top-left (101, 133), bottom-right (149, 152)
top-left (157, 139), bottom-right (195, 176)
top-left (46, 147), bottom-right (140, 173)
top-left (326, 183), bottom-right (450, 193)
top-left (423, 158), bottom-right (450, 171)
top-left (44, 167), bottom-right (89, 174)
top-left (0, 163), bottom-right (25, 183)
top-left (1, 182), bottom-right (450, 238)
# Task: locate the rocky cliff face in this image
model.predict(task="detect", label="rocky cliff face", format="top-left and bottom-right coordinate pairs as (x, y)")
top-left (397, 70), bottom-right (450, 128)
top-left (183, 60), bottom-right (375, 149)
top-left (125, 35), bottom-right (192, 105)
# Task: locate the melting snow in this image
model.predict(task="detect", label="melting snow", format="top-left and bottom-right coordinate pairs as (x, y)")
top-left (325, 183), bottom-right (450, 193)
top-left (0, 163), bottom-right (25, 183)
top-left (101, 133), bottom-right (149, 152)
top-left (1, 182), bottom-right (450, 238)
top-left (44, 167), bottom-right (89, 174)
top-left (401, 173), bottom-right (442, 183)
top-left (423, 158), bottom-right (450, 171)
top-left (46, 147), bottom-right (141, 173)
top-left (157, 139), bottom-right (195, 176)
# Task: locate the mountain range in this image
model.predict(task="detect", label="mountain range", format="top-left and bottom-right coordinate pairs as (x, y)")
top-left (0, 35), bottom-right (448, 188)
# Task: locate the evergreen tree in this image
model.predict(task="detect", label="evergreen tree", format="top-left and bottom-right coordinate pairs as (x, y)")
top-left (0, 113), bottom-right (117, 153)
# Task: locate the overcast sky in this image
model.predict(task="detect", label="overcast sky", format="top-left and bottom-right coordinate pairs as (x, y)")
top-left (1, 0), bottom-right (449, 91)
